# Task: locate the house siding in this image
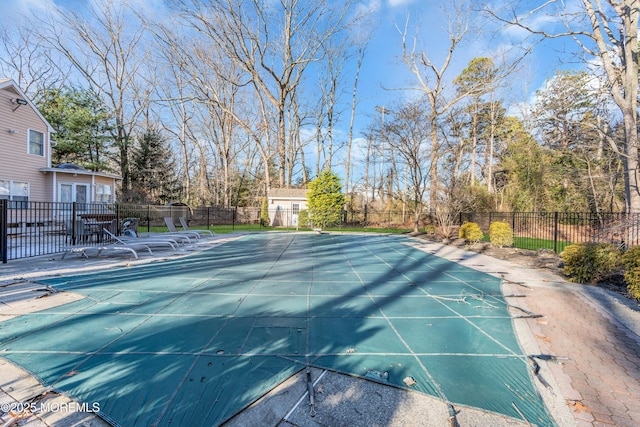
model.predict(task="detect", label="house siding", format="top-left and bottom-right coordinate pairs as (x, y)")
top-left (48, 173), bottom-right (118, 203)
top-left (1, 79), bottom-right (120, 203)
top-left (1, 83), bottom-right (51, 201)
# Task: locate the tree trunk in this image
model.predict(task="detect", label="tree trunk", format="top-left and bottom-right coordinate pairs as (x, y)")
top-left (623, 116), bottom-right (640, 212)
top-left (429, 114), bottom-right (439, 210)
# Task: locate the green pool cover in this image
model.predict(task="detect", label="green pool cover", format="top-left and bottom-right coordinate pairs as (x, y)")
top-left (0, 233), bottom-right (555, 426)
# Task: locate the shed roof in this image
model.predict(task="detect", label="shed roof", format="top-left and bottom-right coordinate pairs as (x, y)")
top-left (268, 188), bottom-right (308, 199)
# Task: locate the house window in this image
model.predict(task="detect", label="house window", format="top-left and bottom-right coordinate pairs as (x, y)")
top-left (59, 183), bottom-right (73, 203)
top-left (96, 184), bottom-right (113, 203)
top-left (0, 179), bottom-right (30, 208)
top-left (59, 183), bottom-right (89, 211)
top-left (29, 130), bottom-right (44, 156)
top-left (292, 203), bottom-right (300, 215)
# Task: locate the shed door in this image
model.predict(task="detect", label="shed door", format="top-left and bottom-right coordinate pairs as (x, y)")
top-left (292, 203), bottom-right (300, 226)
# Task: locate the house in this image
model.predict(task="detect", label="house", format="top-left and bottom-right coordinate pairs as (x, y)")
top-left (0, 78), bottom-right (120, 208)
top-left (267, 188), bottom-right (308, 227)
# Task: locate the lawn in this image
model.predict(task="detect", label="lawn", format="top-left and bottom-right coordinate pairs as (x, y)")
top-left (514, 236), bottom-right (571, 252)
top-left (481, 234), bottom-right (570, 253)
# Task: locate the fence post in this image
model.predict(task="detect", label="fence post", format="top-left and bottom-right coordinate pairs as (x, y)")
top-left (115, 203), bottom-right (121, 233)
top-left (71, 202), bottom-right (77, 245)
top-left (553, 211), bottom-right (559, 253)
top-left (1, 200), bottom-right (7, 263)
top-left (147, 205), bottom-right (151, 233)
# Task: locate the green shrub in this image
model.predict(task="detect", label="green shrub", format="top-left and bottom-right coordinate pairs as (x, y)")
top-left (458, 222), bottom-right (484, 244)
top-left (424, 224), bottom-right (436, 235)
top-left (298, 209), bottom-right (310, 227)
top-left (622, 246), bottom-right (640, 301)
top-left (489, 221), bottom-right (514, 248)
top-left (260, 198), bottom-right (270, 226)
top-left (561, 243), bottom-right (622, 284)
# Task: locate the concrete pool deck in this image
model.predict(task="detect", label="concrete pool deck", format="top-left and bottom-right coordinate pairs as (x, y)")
top-left (1, 232), bottom-right (639, 426)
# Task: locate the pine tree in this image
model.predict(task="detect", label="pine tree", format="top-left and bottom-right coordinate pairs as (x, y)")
top-left (129, 129), bottom-right (179, 204)
top-left (307, 170), bottom-right (346, 229)
top-left (37, 87), bottom-right (113, 171)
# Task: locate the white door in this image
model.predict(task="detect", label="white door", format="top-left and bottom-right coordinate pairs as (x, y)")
top-left (292, 203), bottom-right (300, 226)
top-left (59, 183), bottom-right (89, 207)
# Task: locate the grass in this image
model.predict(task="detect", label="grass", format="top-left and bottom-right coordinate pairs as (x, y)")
top-left (514, 236), bottom-right (571, 252)
top-left (481, 234), bottom-right (570, 253)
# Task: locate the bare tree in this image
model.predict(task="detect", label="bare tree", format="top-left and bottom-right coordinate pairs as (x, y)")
top-left (311, 37), bottom-right (351, 177)
top-left (146, 9), bottom-right (265, 205)
top-left (397, 1), bottom-right (473, 209)
top-left (488, 0), bottom-right (640, 212)
top-left (0, 25), bottom-right (67, 96)
top-left (178, 0), bottom-right (351, 188)
top-left (443, 106), bottom-right (469, 185)
top-left (37, 0), bottom-right (152, 199)
top-left (154, 54), bottom-right (198, 205)
top-left (385, 100), bottom-right (431, 232)
top-left (345, 44), bottom-right (367, 197)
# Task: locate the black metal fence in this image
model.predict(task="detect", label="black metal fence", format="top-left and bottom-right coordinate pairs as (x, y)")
top-left (461, 211), bottom-right (640, 252)
top-left (0, 201), bottom-right (245, 262)
top-left (1, 199), bottom-right (639, 262)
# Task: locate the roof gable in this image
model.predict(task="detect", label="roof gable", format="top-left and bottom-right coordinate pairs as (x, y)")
top-left (0, 78), bottom-right (55, 133)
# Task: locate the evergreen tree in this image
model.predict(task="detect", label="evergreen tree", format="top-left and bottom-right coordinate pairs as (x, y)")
top-left (307, 170), bottom-right (346, 229)
top-left (37, 87), bottom-right (113, 171)
top-left (129, 129), bottom-right (179, 204)
top-left (498, 117), bottom-right (551, 211)
top-left (260, 198), bottom-right (270, 226)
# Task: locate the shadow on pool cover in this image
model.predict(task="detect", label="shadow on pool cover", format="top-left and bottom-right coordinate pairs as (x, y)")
top-left (0, 233), bottom-right (555, 426)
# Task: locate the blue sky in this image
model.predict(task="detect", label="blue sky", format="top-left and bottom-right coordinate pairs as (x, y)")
top-left (1, 0), bottom-right (576, 111)
top-left (1, 0), bottom-right (585, 178)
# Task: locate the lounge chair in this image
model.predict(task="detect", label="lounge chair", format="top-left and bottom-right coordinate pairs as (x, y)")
top-left (102, 228), bottom-right (180, 251)
top-left (97, 243), bottom-right (153, 259)
top-left (137, 219), bottom-right (196, 243)
top-left (164, 217), bottom-right (202, 240)
top-left (178, 217), bottom-right (215, 237)
top-left (61, 246), bottom-right (99, 259)
top-left (138, 231), bottom-right (195, 244)
top-left (61, 242), bottom-right (152, 260)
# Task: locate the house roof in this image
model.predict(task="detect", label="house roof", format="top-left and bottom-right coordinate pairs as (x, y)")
top-left (0, 78), bottom-right (55, 133)
top-left (39, 166), bottom-right (122, 180)
top-left (268, 188), bottom-right (308, 199)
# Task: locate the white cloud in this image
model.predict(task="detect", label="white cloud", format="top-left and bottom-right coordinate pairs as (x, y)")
top-left (356, 0), bottom-right (382, 15)
top-left (388, 0), bottom-right (416, 7)
top-left (0, 0), bottom-right (55, 25)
